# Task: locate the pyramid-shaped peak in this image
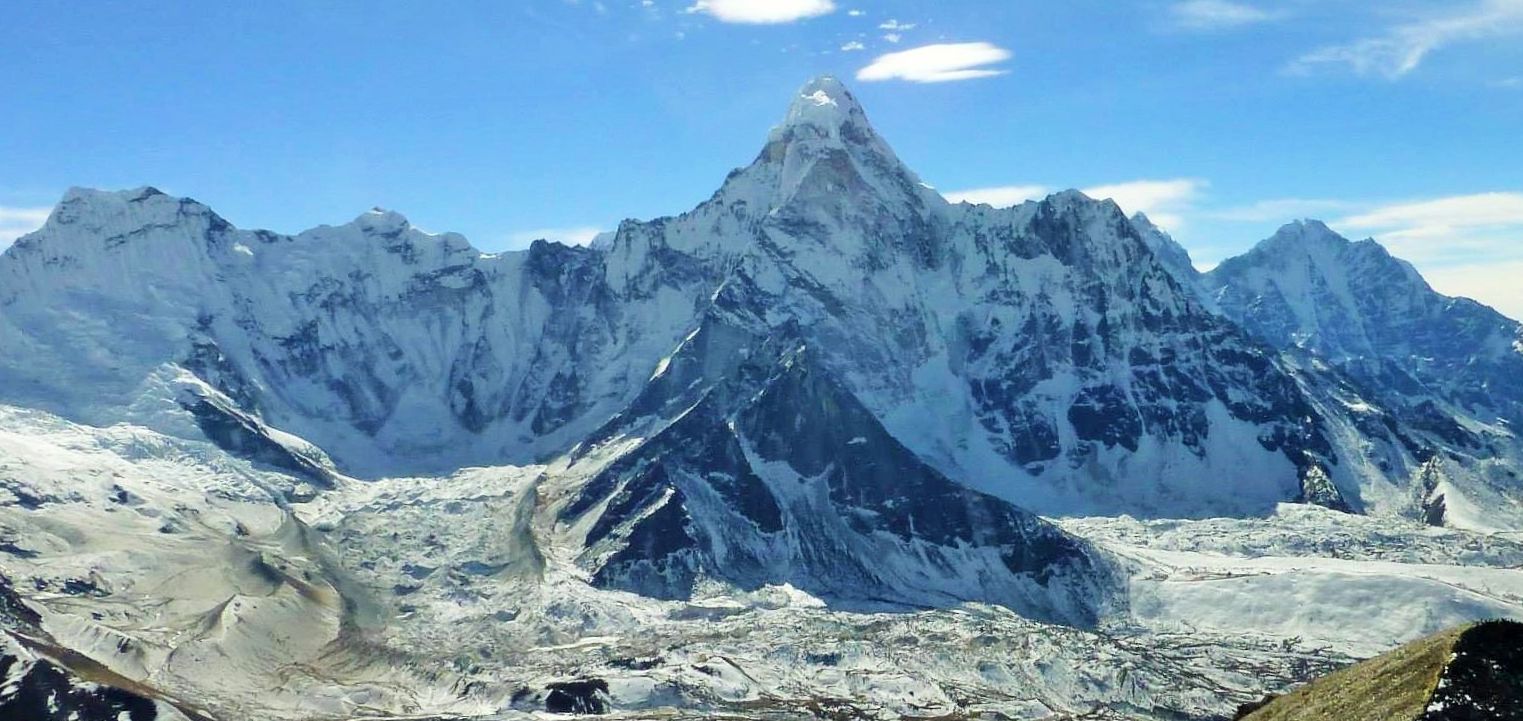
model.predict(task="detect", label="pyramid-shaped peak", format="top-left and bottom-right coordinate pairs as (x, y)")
top-left (1267, 219), bottom-right (1346, 247)
top-left (778, 75), bottom-right (871, 137)
top-left (792, 76), bottom-right (859, 111)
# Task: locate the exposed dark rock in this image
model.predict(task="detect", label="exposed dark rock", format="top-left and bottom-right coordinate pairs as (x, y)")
top-left (544, 678), bottom-right (610, 715)
top-left (0, 642), bottom-right (160, 721)
top-left (180, 395), bottom-right (333, 488)
top-left (1421, 620), bottom-right (1523, 721)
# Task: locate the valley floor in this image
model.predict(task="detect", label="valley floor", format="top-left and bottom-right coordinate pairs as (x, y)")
top-left (4, 403), bottom-right (1522, 720)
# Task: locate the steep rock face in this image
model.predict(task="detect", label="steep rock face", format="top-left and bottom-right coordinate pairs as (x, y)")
top-left (554, 307), bottom-right (1117, 625)
top-left (0, 641), bottom-right (168, 721)
top-left (0, 576), bottom-right (192, 721)
top-left (1131, 212), bottom-right (1202, 292)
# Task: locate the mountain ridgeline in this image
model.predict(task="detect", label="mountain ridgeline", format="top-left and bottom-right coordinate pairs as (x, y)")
top-left (2, 76), bottom-right (1521, 615)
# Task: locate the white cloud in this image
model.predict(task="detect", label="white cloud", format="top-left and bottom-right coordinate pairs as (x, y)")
top-left (685, 0), bottom-right (835, 24)
top-left (1168, 0), bottom-right (1276, 31)
top-left (856, 42), bottom-right (1012, 83)
top-left (507, 226), bottom-right (608, 249)
top-left (1292, 0), bottom-right (1523, 78)
top-left (841, 40), bottom-right (865, 51)
top-left (1422, 260), bottom-right (1523, 321)
top-left (0, 206), bottom-right (51, 248)
top-left (1341, 192), bottom-right (1523, 233)
top-left (847, 9), bottom-right (864, 17)
top-left (1081, 179), bottom-right (1207, 230)
top-left (878, 19), bottom-right (916, 31)
top-left (1335, 192), bottom-right (1523, 261)
top-left (882, 33), bottom-right (902, 43)
top-left (942, 185), bottom-right (1050, 207)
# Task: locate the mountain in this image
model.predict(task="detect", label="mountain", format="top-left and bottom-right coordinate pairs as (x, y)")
top-left (1207, 219), bottom-right (1523, 429)
top-left (1237, 620), bottom-right (1523, 721)
top-left (1, 76), bottom-right (1521, 720)
top-left (1201, 220), bottom-right (1523, 528)
top-left (0, 77), bottom-right (1364, 521)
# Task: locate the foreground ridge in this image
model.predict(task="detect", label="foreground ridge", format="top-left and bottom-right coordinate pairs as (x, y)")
top-left (1238, 620), bottom-right (1523, 721)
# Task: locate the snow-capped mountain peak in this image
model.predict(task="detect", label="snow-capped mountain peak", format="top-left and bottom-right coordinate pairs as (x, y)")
top-left (779, 75), bottom-right (863, 133)
top-left (24, 186), bottom-right (227, 250)
top-left (352, 207), bottom-right (411, 233)
top-left (1251, 219), bottom-right (1354, 260)
top-left (735, 76), bottom-right (941, 222)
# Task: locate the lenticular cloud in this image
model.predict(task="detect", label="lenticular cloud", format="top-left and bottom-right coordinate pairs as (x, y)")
top-left (856, 42), bottom-right (1012, 83)
top-left (686, 0), bottom-right (835, 24)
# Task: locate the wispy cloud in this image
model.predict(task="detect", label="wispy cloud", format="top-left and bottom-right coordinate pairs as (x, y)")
top-left (1336, 192), bottom-right (1523, 258)
top-left (1082, 179), bottom-right (1207, 230)
top-left (1421, 260), bottom-right (1523, 320)
top-left (1340, 192), bottom-right (1523, 234)
top-left (1167, 0), bottom-right (1277, 31)
top-left (840, 40), bottom-right (865, 52)
top-left (0, 206), bottom-right (51, 248)
top-left (856, 42), bottom-right (1012, 83)
top-left (878, 19), bottom-right (916, 31)
top-left (1291, 0), bottom-right (1523, 78)
top-left (506, 225), bottom-right (608, 249)
top-left (685, 0), bottom-right (835, 24)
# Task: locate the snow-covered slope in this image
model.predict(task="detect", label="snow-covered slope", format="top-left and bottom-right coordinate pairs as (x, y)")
top-left (0, 189), bottom-right (714, 479)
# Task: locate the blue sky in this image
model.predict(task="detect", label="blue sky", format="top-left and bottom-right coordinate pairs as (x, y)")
top-left (2, 1), bottom-right (1521, 317)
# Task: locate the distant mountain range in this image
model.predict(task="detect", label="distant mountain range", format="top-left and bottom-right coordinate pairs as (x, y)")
top-left (2, 76), bottom-right (1520, 720)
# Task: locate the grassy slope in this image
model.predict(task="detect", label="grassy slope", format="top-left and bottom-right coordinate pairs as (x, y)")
top-left (1242, 625), bottom-right (1467, 721)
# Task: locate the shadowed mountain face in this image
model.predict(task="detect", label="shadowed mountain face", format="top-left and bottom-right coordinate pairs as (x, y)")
top-left (0, 644), bottom-right (166, 721)
top-left (1135, 217), bottom-right (1523, 527)
top-left (557, 305), bottom-right (1119, 624)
